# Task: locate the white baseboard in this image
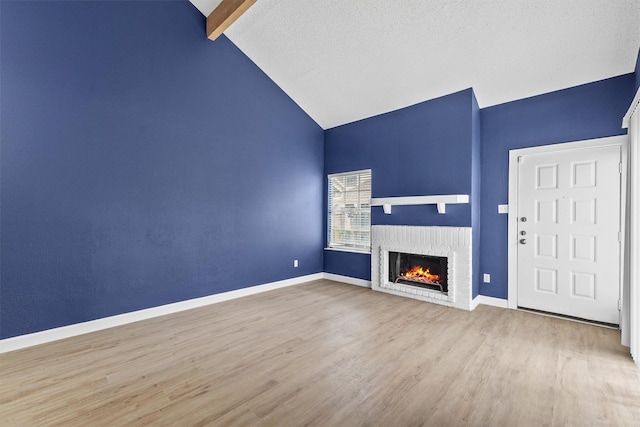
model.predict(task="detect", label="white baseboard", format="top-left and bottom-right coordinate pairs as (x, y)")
top-left (0, 273), bottom-right (324, 354)
top-left (323, 273), bottom-right (372, 288)
top-left (471, 295), bottom-right (509, 310)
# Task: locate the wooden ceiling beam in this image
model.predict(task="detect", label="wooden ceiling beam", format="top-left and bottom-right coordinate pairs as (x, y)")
top-left (207, 0), bottom-right (256, 41)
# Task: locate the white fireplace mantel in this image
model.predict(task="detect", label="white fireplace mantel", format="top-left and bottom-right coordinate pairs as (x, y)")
top-left (370, 194), bottom-right (469, 214)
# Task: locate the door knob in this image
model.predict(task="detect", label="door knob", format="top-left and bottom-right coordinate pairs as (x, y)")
top-left (521, 217), bottom-right (527, 222)
top-left (519, 238), bottom-right (527, 244)
top-left (520, 231), bottom-right (526, 236)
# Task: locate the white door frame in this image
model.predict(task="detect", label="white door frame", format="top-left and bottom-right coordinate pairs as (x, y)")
top-left (507, 136), bottom-right (628, 322)
top-left (622, 88), bottom-right (640, 360)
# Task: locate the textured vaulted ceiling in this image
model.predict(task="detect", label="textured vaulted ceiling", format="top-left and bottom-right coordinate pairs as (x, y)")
top-left (191, 0), bottom-right (640, 129)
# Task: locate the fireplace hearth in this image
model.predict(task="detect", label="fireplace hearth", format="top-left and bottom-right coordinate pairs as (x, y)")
top-left (371, 225), bottom-right (473, 310)
top-left (389, 252), bottom-right (448, 293)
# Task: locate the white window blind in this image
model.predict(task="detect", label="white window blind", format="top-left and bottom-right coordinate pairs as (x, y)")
top-left (328, 170), bottom-right (371, 252)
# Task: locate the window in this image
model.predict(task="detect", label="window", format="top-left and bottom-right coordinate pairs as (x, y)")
top-left (327, 169), bottom-right (372, 252)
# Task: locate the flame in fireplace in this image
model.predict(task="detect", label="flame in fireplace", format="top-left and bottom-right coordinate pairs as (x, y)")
top-left (401, 266), bottom-right (441, 284)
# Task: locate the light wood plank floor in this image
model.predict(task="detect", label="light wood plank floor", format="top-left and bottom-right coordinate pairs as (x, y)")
top-left (2, 280), bottom-right (640, 426)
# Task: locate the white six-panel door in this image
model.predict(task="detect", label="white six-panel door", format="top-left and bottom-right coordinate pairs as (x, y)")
top-left (517, 144), bottom-right (622, 324)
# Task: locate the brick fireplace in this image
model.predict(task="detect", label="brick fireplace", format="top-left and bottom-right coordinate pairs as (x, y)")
top-left (371, 225), bottom-right (472, 310)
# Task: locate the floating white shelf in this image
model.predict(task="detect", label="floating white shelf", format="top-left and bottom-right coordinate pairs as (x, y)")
top-left (370, 194), bottom-right (469, 214)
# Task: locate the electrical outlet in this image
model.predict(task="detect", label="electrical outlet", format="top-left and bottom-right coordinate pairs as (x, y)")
top-left (483, 273), bottom-right (491, 283)
top-left (498, 204), bottom-right (509, 214)
top-left (294, 259), bottom-right (298, 268)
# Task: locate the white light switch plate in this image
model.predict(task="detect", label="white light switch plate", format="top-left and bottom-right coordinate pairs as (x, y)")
top-left (483, 274), bottom-right (491, 283)
top-left (498, 204), bottom-right (509, 214)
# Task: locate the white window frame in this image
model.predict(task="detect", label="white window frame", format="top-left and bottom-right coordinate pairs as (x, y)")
top-left (327, 169), bottom-right (372, 253)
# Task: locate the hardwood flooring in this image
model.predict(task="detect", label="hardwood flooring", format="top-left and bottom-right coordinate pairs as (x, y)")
top-left (2, 279), bottom-right (640, 426)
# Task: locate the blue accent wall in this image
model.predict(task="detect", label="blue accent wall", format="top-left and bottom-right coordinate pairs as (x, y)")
top-left (324, 89), bottom-right (476, 280)
top-left (479, 74), bottom-right (635, 299)
top-left (471, 93), bottom-right (482, 298)
top-left (0, 0), bottom-right (324, 339)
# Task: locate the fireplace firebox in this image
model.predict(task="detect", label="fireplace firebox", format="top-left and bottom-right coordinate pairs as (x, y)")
top-left (388, 252), bottom-right (448, 294)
